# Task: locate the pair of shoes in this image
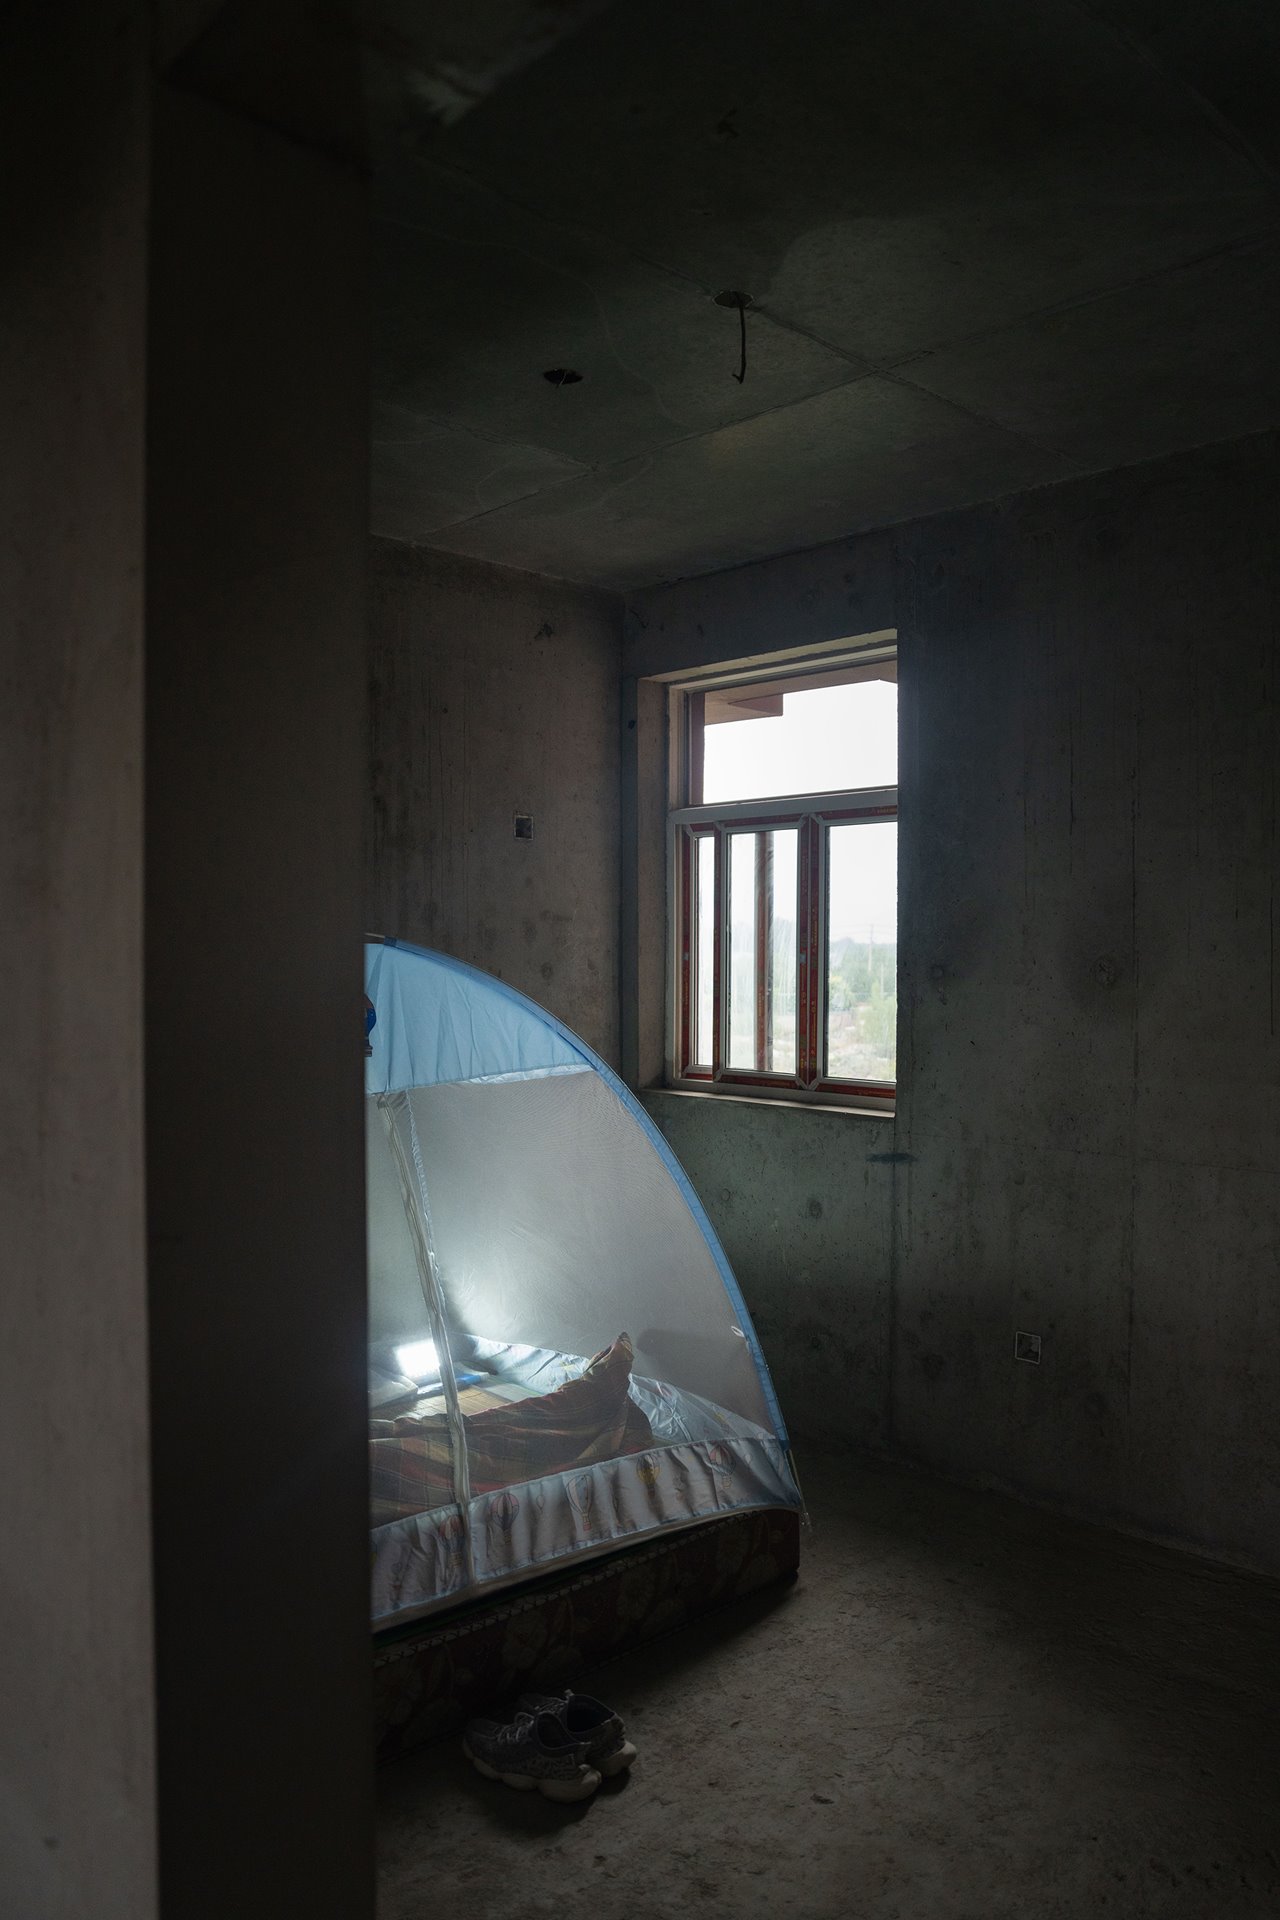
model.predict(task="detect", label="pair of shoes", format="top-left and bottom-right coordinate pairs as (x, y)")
top-left (518, 1689), bottom-right (638, 1780)
top-left (462, 1690), bottom-right (637, 1803)
top-left (462, 1709), bottom-right (600, 1803)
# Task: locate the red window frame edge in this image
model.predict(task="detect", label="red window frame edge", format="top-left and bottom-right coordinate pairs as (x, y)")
top-left (670, 793), bottom-right (898, 1109)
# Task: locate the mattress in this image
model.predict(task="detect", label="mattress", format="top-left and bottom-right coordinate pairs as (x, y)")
top-left (374, 1505), bottom-right (802, 1757)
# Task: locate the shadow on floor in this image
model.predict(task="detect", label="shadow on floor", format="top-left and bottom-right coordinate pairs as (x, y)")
top-left (378, 1448), bottom-right (1280, 1920)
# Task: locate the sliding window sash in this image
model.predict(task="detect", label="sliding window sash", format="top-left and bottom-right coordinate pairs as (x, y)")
top-left (669, 787), bottom-right (897, 1109)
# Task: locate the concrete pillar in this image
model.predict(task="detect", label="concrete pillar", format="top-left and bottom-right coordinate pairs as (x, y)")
top-left (619, 673), bottom-right (669, 1089)
top-left (0, 7), bottom-right (157, 1915)
top-left (144, 76), bottom-right (373, 1920)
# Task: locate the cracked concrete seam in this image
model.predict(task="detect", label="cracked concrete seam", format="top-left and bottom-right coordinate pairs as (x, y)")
top-left (377, 154), bottom-right (1278, 517)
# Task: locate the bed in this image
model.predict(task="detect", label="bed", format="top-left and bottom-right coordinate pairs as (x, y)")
top-left (364, 942), bottom-right (802, 1744)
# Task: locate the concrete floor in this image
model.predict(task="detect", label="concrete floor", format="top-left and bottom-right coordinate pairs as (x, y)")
top-left (377, 1451), bottom-right (1280, 1919)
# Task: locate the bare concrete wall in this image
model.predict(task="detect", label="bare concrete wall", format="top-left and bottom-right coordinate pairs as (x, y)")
top-left (0, 9), bottom-right (157, 1915)
top-left (644, 1094), bottom-right (894, 1449)
top-left (146, 81), bottom-right (373, 1919)
top-left (628, 431), bottom-right (1280, 1574)
top-left (367, 540), bottom-right (623, 1064)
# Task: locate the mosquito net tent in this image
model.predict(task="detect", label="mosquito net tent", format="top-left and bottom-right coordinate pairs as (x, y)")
top-left (365, 938), bottom-right (801, 1628)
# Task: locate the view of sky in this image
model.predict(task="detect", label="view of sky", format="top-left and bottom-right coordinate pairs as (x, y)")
top-left (704, 681), bottom-right (898, 942)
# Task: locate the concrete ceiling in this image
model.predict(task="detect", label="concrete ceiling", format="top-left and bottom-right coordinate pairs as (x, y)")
top-left (370, 0), bottom-right (1280, 589)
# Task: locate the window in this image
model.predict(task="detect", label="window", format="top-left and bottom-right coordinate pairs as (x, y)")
top-left (668, 642), bottom-right (897, 1109)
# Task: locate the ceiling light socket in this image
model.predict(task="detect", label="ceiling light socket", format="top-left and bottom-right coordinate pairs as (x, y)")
top-left (714, 289), bottom-right (752, 310)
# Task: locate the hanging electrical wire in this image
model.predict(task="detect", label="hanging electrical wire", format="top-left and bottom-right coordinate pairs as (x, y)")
top-left (714, 289), bottom-right (751, 384)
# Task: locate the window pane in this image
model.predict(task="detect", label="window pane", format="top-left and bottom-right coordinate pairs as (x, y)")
top-left (692, 833), bottom-right (715, 1066)
top-left (728, 828), bottom-right (798, 1074)
top-left (704, 676), bottom-right (897, 803)
top-left (826, 821), bottom-right (897, 1084)
top-left (727, 835), bottom-right (756, 1069)
top-left (768, 833), bottom-right (798, 1074)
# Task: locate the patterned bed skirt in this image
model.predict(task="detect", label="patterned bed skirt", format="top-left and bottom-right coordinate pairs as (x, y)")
top-left (373, 1504), bottom-right (801, 1762)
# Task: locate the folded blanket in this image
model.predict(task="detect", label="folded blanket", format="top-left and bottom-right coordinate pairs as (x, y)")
top-left (369, 1333), bottom-right (654, 1526)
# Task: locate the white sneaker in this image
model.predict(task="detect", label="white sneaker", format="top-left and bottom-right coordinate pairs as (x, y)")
top-left (462, 1709), bottom-right (602, 1803)
top-left (516, 1689), bottom-right (638, 1778)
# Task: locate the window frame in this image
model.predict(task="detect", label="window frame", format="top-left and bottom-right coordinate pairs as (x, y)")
top-left (665, 652), bottom-right (899, 1114)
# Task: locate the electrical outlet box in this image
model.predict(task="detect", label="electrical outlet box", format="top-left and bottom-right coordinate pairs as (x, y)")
top-left (514, 814), bottom-right (533, 840)
top-left (1014, 1330), bottom-right (1042, 1365)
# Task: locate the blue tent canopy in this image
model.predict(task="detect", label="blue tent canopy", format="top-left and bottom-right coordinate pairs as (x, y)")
top-left (363, 938), bottom-right (800, 1627)
top-left (365, 939), bottom-right (589, 1094)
